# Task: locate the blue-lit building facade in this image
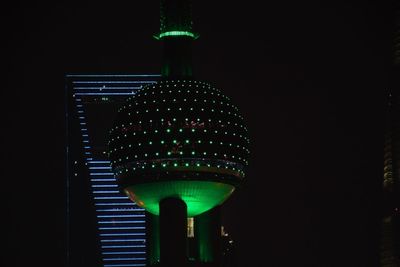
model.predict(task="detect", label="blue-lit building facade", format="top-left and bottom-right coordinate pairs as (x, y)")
top-left (65, 74), bottom-right (160, 267)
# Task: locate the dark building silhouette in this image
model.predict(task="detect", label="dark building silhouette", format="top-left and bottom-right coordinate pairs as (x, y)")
top-left (107, 0), bottom-right (250, 266)
top-left (380, 5), bottom-right (400, 267)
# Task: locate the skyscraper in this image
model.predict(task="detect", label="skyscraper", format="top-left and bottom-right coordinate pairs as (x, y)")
top-left (380, 6), bottom-right (400, 267)
top-left (65, 74), bottom-right (160, 267)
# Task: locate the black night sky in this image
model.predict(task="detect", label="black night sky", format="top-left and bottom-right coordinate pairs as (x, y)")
top-left (4, 1), bottom-right (396, 266)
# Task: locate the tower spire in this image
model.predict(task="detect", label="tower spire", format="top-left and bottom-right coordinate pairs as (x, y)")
top-left (158, 0), bottom-right (197, 39)
top-left (155, 0), bottom-right (199, 78)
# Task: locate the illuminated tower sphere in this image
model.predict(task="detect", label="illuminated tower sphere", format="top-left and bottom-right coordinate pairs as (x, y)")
top-left (108, 0), bottom-right (250, 218)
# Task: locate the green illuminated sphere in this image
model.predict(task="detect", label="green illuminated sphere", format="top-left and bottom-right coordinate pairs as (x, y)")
top-left (108, 79), bottom-right (249, 216)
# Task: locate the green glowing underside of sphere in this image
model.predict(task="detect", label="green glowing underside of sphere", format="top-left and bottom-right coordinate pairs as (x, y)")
top-left (123, 181), bottom-right (235, 217)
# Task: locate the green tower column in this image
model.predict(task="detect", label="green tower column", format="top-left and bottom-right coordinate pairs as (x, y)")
top-left (194, 205), bottom-right (222, 265)
top-left (160, 37), bottom-right (193, 78)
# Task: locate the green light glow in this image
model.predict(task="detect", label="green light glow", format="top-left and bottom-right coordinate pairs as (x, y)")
top-left (124, 181), bottom-right (235, 217)
top-left (156, 31), bottom-right (197, 39)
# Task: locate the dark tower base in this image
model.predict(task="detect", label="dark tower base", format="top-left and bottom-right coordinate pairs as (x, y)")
top-left (146, 211), bottom-right (160, 266)
top-left (160, 197), bottom-right (188, 267)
